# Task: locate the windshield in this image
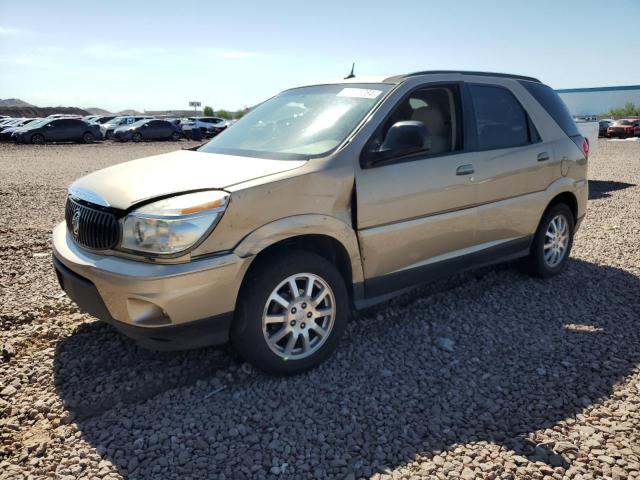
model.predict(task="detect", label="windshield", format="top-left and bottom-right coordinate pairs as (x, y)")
top-left (106, 117), bottom-right (127, 125)
top-left (198, 83), bottom-right (393, 159)
top-left (614, 120), bottom-right (632, 126)
top-left (26, 118), bottom-right (51, 128)
top-left (128, 119), bottom-right (149, 128)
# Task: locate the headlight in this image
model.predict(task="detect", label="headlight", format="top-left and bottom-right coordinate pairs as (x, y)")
top-left (121, 190), bottom-right (228, 255)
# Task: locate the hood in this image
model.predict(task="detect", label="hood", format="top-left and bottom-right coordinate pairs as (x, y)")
top-left (69, 149), bottom-right (306, 210)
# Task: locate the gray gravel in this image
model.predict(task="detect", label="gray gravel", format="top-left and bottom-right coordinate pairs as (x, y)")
top-left (1, 139), bottom-right (639, 479)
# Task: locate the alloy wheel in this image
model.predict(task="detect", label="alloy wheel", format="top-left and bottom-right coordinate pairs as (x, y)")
top-left (543, 214), bottom-right (569, 268)
top-left (261, 273), bottom-right (336, 360)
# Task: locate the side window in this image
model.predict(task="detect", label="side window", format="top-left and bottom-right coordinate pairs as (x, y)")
top-left (380, 85), bottom-right (461, 156)
top-left (469, 85), bottom-right (531, 150)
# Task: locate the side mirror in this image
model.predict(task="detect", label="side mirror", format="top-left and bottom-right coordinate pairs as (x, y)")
top-left (364, 121), bottom-right (427, 166)
top-left (380, 121), bottom-right (427, 153)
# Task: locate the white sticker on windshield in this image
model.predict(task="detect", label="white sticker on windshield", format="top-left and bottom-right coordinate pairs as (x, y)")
top-left (336, 88), bottom-right (383, 99)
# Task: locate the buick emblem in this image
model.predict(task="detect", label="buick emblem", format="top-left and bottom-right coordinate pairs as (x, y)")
top-left (72, 210), bottom-right (81, 237)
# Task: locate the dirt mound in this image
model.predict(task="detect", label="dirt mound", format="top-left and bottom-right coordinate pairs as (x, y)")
top-left (0, 106), bottom-right (90, 118)
top-left (85, 107), bottom-right (112, 115)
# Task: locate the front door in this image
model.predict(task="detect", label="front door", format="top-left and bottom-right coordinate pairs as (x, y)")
top-left (355, 83), bottom-right (478, 298)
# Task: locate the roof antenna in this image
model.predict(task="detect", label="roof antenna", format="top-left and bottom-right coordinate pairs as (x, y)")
top-left (344, 63), bottom-right (355, 79)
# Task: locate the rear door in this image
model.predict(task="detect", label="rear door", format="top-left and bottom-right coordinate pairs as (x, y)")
top-left (467, 81), bottom-right (555, 248)
top-left (355, 82), bottom-right (478, 297)
top-left (45, 120), bottom-right (67, 141)
top-left (156, 120), bottom-right (173, 139)
top-left (66, 119), bottom-right (85, 140)
top-left (145, 120), bottom-right (163, 139)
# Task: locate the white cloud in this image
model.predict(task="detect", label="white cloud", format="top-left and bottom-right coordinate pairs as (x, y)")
top-left (218, 50), bottom-right (259, 59)
top-left (0, 26), bottom-right (29, 36)
top-left (197, 48), bottom-right (261, 59)
top-left (0, 53), bottom-right (55, 68)
top-left (83, 44), bottom-right (168, 59)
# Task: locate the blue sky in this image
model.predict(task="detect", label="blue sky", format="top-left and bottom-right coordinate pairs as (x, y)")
top-left (1, 0), bottom-right (638, 112)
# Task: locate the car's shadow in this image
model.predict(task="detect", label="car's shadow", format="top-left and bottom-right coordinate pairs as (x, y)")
top-left (53, 259), bottom-right (640, 478)
top-left (588, 179), bottom-right (636, 199)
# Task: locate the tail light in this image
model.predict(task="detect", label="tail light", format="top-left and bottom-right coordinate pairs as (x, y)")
top-left (581, 137), bottom-right (589, 159)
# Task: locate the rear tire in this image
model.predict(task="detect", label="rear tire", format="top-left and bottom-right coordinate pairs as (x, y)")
top-left (105, 131), bottom-right (114, 140)
top-left (31, 134), bottom-right (44, 145)
top-left (231, 251), bottom-right (349, 375)
top-left (82, 132), bottom-right (95, 144)
top-left (520, 203), bottom-right (574, 278)
top-left (171, 132), bottom-right (181, 141)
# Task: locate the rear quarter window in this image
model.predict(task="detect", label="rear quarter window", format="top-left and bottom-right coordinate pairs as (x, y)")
top-left (519, 81), bottom-right (580, 137)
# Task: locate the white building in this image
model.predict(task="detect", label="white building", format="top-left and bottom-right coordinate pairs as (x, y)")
top-left (556, 85), bottom-right (640, 116)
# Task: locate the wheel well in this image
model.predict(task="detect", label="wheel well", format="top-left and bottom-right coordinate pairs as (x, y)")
top-left (545, 192), bottom-right (578, 222)
top-left (240, 234), bottom-right (354, 299)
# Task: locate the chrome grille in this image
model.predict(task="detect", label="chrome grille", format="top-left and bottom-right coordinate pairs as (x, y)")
top-left (65, 197), bottom-right (120, 250)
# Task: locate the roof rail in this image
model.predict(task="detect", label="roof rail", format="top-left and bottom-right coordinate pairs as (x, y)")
top-left (385, 70), bottom-right (542, 84)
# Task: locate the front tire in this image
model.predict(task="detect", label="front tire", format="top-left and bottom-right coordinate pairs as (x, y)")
top-left (521, 203), bottom-right (574, 278)
top-left (232, 251), bottom-right (348, 375)
top-left (132, 132), bottom-right (142, 142)
top-left (31, 133), bottom-right (45, 145)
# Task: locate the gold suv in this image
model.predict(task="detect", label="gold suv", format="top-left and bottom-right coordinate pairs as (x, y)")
top-left (53, 71), bottom-right (588, 374)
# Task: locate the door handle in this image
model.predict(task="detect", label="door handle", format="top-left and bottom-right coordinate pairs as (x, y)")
top-left (537, 152), bottom-right (551, 162)
top-left (456, 164), bottom-right (475, 175)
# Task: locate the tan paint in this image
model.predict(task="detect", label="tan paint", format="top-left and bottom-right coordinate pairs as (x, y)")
top-left (70, 149), bottom-right (306, 210)
top-left (53, 72), bottom-right (588, 336)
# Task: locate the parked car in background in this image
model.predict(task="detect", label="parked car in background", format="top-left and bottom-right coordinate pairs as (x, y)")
top-left (0, 118), bottom-right (27, 128)
top-left (0, 118), bottom-right (36, 130)
top-left (181, 116), bottom-right (228, 137)
top-left (101, 116), bottom-right (152, 139)
top-left (0, 118), bottom-right (40, 141)
top-left (13, 118), bottom-right (101, 144)
top-left (53, 71), bottom-right (588, 374)
top-left (113, 119), bottom-right (182, 142)
top-left (82, 115), bottom-right (99, 123)
top-left (90, 115), bottom-right (116, 125)
top-left (607, 119), bottom-right (639, 138)
top-left (598, 119), bottom-right (614, 137)
top-left (47, 114), bottom-right (82, 119)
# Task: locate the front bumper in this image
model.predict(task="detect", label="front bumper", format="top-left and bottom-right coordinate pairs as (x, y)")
top-left (608, 129), bottom-right (632, 137)
top-left (113, 131), bottom-right (131, 141)
top-left (52, 222), bottom-right (252, 350)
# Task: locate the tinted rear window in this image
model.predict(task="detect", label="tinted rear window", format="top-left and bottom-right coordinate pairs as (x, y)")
top-left (519, 81), bottom-right (579, 137)
top-left (469, 85), bottom-right (530, 150)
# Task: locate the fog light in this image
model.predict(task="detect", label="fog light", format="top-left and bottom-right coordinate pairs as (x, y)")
top-left (127, 298), bottom-right (171, 326)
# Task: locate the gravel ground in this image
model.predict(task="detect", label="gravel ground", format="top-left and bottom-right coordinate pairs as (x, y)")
top-left (0, 139), bottom-right (639, 479)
